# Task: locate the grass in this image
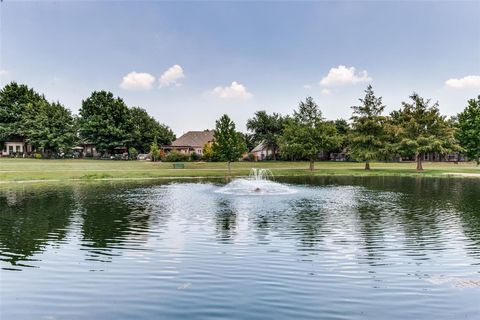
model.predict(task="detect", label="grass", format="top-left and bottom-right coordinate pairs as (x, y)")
top-left (0, 158), bottom-right (479, 184)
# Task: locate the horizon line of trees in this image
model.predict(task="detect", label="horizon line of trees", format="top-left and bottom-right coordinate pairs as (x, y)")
top-left (0, 81), bottom-right (479, 171)
top-left (0, 82), bottom-right (175, 157)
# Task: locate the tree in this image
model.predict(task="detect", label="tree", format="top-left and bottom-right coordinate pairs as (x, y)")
top-left (391, 93), bottom-right (459, 171)
top-left (79, 91), bottom-right (132, 154)
top-left (130, 107), bottom-right (175, 153)
top-left (0, 82), bottom-right (47, 146)
top-left (202, 143), bottom-right (213, 161)
top-left (457, 96), bottom-right (480, 165)
top-left (279, 97), bottom-right (341, 170)
top-left (246, 111), bottom-right (284, 160)
top-left (349, 85), bottom-right (386, 170)
top-left (212, 114), bottom-right (247, 173)
top-left (150, 137), bottom-right (160, 162)
top-left (23, 101), bottom-right (77, 156)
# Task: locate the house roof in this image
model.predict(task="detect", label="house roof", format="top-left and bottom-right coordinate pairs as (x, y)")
top-left (251, 141), bottom-right (268, 153)
top-left (170, 130), bottom-right (215, 148)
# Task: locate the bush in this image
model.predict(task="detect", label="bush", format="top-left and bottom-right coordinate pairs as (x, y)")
top-left (162, 151), bottom-right (189, 162)
top-left (33, 153), bottom-right (42, 159)
top-left (190, 152), bottom-right (201, 161)
top-left (243, 153), bottom-right (255, 161)
top-left (128, 147), bottom-right (138, 160)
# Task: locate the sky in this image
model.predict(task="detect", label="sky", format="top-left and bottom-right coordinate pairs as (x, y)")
top-left (0, 0), bottom-right (479, 135)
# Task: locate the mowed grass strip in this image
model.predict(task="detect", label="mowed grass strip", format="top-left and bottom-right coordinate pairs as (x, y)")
top-left (0, 158), bottom-right (479, 183)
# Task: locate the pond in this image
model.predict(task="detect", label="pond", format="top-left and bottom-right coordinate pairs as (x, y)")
top-left (1, 176), bottom-right (479, 319)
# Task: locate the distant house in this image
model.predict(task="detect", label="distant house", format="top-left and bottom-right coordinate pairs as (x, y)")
top-left (74, 142), bottom-right (101, 158)
top-left (164, 130), bottom-right (215, 156)
top-left (251, 141), bottom-right (275, 161)
top-left (1, 135), bottom-right (32, 157)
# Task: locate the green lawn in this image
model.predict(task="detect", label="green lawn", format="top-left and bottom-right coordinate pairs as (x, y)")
top-left (1, 158), bottom-right (479, 184)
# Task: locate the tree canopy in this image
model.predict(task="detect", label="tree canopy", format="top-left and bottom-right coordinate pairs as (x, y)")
top-left (390, 93), bottom-right (458, 170)
top-left (79, 91), bottom-right (132, 153)
top-left (349, 85), bottom-right (386, 170)
top-left (246, 111), bottom-right (285, 160)
top-left (212, 114), bottom-right (246, 172)
top-left (457, 96), bottom-right (480, 165)
top-left (279, 97), bottom-right (341, 170)
top-left (130, 107), bottom-right (175, 153)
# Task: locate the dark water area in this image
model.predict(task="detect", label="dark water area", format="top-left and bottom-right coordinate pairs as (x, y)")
top-left (1, 176), bottom-right (479, 319)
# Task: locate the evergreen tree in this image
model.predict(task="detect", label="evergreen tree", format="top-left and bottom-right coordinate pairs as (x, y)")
top-left (212, 114), bottom-right (246, 173)
top-left (457, 96), bottom-right (480, 165)
top-left (349, 85), bottom-right (386, 170)
top-left (391, 93), bottom-right (458, 171)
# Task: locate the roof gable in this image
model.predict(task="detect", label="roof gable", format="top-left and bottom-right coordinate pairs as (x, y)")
top-left (171, 130), bottom-right (215, 147)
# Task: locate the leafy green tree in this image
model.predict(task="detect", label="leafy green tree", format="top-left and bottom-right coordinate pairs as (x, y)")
top-left (279, 97), bottom-right (341, 170)
top-left (202, 143), bottom-right (213, 161)
top-left (150, 137), bottom-right (160, 162)
top-left (457, 96), bottom-right (480, 165)
top-left (0, 82), bottom-right (47, 146)
top-left (79, 91), bottom-right (132, 154)
top-left (130, 107), bottom-right (175, 153)
top-left (212, 114), bottom-right (247, 173)
top-left (246, 111), bottom-right (285, 160)
top-left (23, 101), bottom-right (77, 156)
top-left (390, 93), bottom-right (459, 171)
top-left (349, 85), bottom-right (386, 170)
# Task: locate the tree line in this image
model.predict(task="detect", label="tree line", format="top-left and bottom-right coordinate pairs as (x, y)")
top-left (0, 82), bottom-right (479, 171)
top-left (240, 85), bottom-right (479, 171)
top-left (0, 82), bottom-right (175, 157)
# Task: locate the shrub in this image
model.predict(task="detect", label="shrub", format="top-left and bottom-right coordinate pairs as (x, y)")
top-left (243, 153), bottom-right (255, 161)
top-left (33, 153), bottom-right (42, 159)
top-left (128, 147), bottom-right (138, 160)
top-left (162, 151), bottom-right (189, 162)
top-left (190, 152), bottom-right (201, 161)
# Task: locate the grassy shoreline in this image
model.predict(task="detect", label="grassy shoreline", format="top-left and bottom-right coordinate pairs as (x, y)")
top-left (0, 158), bottom-right (479, 184)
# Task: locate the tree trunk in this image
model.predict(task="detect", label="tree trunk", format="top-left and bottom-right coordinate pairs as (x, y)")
top-left (272, 148), bottom-right (276, 161)
top-left (309, 159), bottom-right (315, 171)
top-left (476, 157), bottom-right (479, 166)
top-left (416, 153), bottom-right (424, 171)
top-left (227, 161), bottom-right (231, 174)
top-left (365, 161), bottom-right (370, 170)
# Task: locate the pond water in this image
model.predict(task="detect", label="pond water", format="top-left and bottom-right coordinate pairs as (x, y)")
top-left (1, 176), bottom-right (479, 319)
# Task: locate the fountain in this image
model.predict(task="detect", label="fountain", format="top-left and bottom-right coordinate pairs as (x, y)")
top-left (215, 168), bottom-right (296, 195)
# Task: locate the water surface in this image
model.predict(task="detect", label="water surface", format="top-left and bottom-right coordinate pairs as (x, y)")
top-left (1, 176), bottom-right (479, 319)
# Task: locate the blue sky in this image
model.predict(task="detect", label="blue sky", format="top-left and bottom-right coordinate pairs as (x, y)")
top-left (1, 1), bottom-right (479, 135)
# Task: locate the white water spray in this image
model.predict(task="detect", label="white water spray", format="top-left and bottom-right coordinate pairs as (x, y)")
top-left (215, 168), bottom-right (296, 195)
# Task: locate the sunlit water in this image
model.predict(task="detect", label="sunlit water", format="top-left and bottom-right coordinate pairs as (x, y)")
top-left (1, 176), bottom-right (479, 319)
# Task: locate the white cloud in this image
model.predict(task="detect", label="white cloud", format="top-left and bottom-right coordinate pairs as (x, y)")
top-left (321, 88), bottom-right (331, 95)
top-left (120, 71), bottom-right (155, 90)
top-left (303, 84), bottom-right (312, 89)
top-left (445, 75), bottom-right (480, 89)
top-left (209, 81), bottom-right (253, 100)
top-left (0, 69), bottom-right (8, 77)
top-left (320, 65), bottom-right (371, 86)
top-left (159, 64), bottom-right (185, 88)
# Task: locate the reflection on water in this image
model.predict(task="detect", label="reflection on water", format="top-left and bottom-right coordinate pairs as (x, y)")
top-left (1, 177), bottom-right (479, 319)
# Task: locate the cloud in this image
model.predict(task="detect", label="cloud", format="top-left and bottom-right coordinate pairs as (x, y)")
top-left (303, 84), bottom-right (312, 89)
top-left (159, 64), bottom-right (185, 88)
top-left (120, 71), bottom-right (155, 90)
top-left (209, 81), bottom-right (253, 100)
top-left (445, 75), bottom-right (480, 89)
top-left (320, 65), bottom-right (371, 86)
top-left (0, 69), bottom-right (8, 77)
top-left (321, 88), bottom-right (331, 95)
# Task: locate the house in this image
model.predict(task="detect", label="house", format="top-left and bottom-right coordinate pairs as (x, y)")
top-left (164, 130), bottom-right (215, 156)
top-left (1, 135), bottom-right (32, 157)
top-left (74, 142), bottom-right (101, 158)
top-left (251, 141), bottom-right (276, 161)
